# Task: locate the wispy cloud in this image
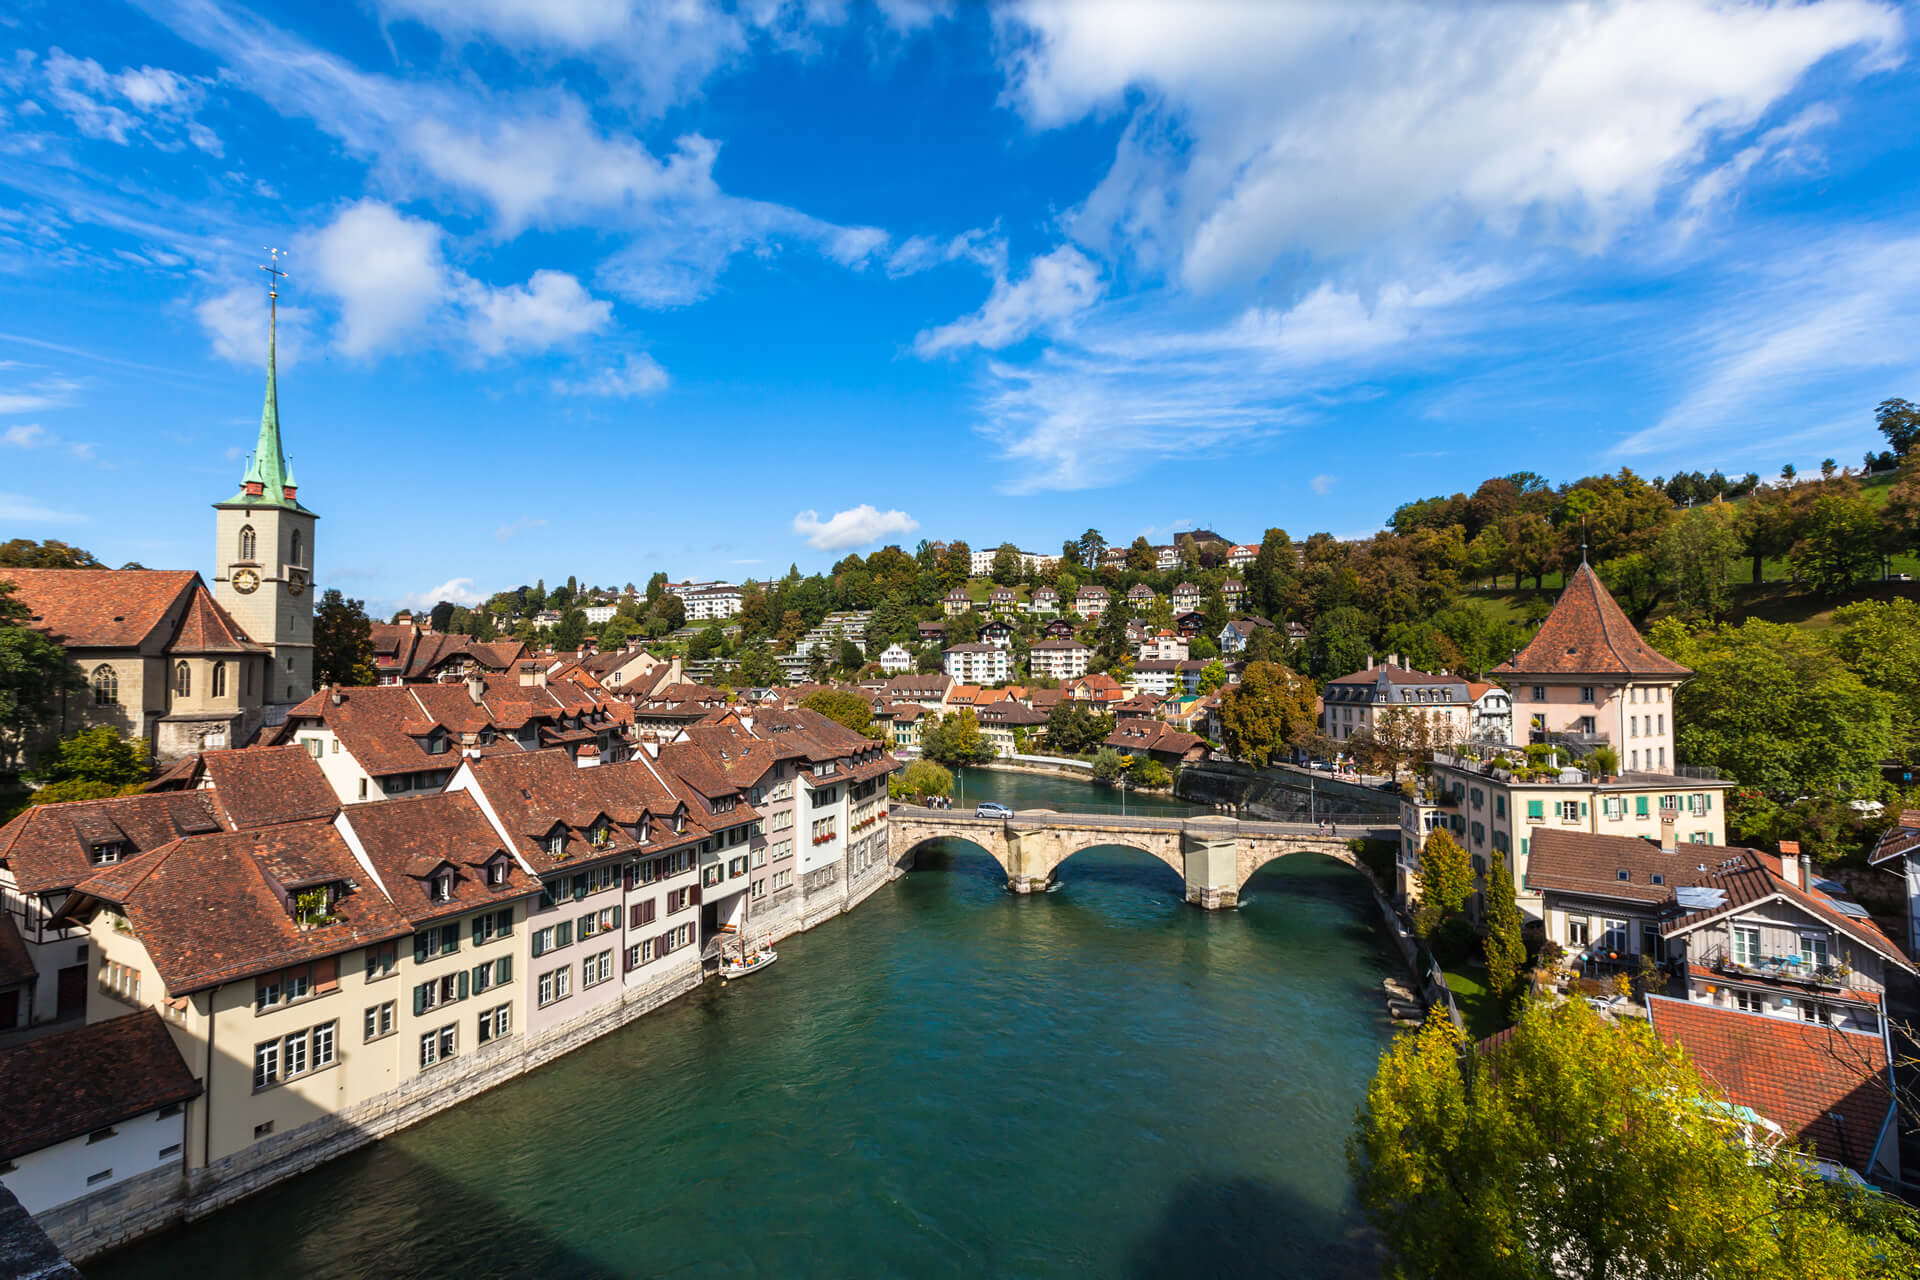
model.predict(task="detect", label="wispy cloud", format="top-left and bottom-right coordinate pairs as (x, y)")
top-left (792, 504), bottom-right (919, 550)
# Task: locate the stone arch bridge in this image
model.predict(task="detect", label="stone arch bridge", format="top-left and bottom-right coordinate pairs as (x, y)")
top-left (889, 805), bottom-right (1399, 908)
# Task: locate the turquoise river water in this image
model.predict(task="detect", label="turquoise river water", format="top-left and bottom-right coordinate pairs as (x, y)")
top-left (92, 767), bottom-right (1397, 1279)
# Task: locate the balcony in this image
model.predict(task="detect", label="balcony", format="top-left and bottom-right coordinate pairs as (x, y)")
top-left (1703, 945), bottom-right (1849, 990)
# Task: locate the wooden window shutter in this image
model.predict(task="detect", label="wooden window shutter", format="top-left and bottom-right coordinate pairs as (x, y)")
top-left (315, 956), bottom-right (338, 993)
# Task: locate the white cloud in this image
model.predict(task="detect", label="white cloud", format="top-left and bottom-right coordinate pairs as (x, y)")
top-left (792, 504), bottom-right (920, 550)
top-left (553, 352), bottom-right (670, 398)
top-left (1310, 474), bottom-right (1335, 495)
top-left (1612, 230), bottom-right (1920, 460)
top-left (298, 201), bottom-right (612, 362)
top-left (914, 245), bottom-right (1103, 356)
top-left (39, 48), bottom-right (223, 156)
top-left (397, 577), bottom-right (488, 611)
top-left (494, 517), bottom-right (549, 542)
top-left (998, 1), bottom-right (1902, 290)
top-left (196, 285), bottom-right (312, 368)
top-left (0, 492), bottom-right (88, 524)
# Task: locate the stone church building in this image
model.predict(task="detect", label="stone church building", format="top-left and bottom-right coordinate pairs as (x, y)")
top-left (4, 296), bottom-right (316, 761)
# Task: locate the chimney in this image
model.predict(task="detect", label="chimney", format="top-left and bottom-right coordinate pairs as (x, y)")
top-left (466, 674), bottom-right (485, 705)
top-left (1777, 841), bottom-right (1801, 887)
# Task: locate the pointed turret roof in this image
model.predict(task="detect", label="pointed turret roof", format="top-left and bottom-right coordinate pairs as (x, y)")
top-left (1493, 562), bottom-right (1688, 679)
top-left (217, 287), bottom-right (314, 516)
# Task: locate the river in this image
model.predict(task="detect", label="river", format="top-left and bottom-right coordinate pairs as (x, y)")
top-left (92, 767), bottom-right (1397, 1279)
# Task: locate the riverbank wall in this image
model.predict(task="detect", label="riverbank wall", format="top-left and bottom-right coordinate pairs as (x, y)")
top-left (47, 832), bottom-right (919, 1264)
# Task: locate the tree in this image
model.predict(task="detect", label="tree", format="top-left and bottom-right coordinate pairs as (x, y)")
top-left (1650, 617), bottom-right (1893, 799)
top-left (1412, 828), bottom-right (1473, 938)
top-left (1089, 747), bottom-right (1123, 781)
top-left (312, 589), bottom-right (377, 688)
top-left (921, 709), bottom-right (995, 766)
top-left (1482, 857), bottom-right (1525, 1006)
top-left (1046, 700), bottom-right (1113, 755)
top-left (800, 689), bottom-right (875, 739)
top-left (1655, 503), bottom-right (1740, 620)
top-left (1827, 599), bottom-right (1920, 762)
top-left (1349, 1000), bottom-right (1920, 1280)
top-left (0, 539), bottom-right (102, 569)
top-left (0, 580), bottom-right (84, 771)
top-left (1876, 396), bottom-right (1919, 456)
top-left (1214, 661), bottom-right (1317, 767)
top-left (1790, 492), bottom-right (1880, 596)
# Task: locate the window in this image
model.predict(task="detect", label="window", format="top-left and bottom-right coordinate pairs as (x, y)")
top-left (173, 661), bottom-right (191, 697)
top-left (365, 944), bottom-right (396, 979)
top-left (1732, 924), bottom-right (1762, 968)
top-left (91, 664), bottom-right (118, 705)
top-left (537, 965), bottom-right (572, 1007)
top-left (364, 1001), bottom-right (395, 1041)
top-left (213, 662), bottom-right (227, 698)
top-left (239, 524), bottom-right (256, 560)
top-left (582, 949), bottom-right (613, 988)
top-left (478, 1003), bottom-right (512, 1044)
top-left (419, 1024), bottom-right (455, 1068)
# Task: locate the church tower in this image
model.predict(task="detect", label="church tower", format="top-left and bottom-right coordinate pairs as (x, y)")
top-left (213, 251), bottom-right (317, 706)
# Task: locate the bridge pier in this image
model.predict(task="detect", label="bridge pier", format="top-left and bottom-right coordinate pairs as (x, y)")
top-left (1182, 830), bottom-right (1240, 910)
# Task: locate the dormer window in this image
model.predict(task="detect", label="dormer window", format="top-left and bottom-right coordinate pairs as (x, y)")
top-left (433, 872), bottom-right (454, 902)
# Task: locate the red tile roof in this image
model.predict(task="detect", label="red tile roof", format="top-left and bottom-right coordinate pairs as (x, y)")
top-left (0, 1011), bottom-right (201, 1161)
top-left (1495, 562), bottom-right (1689, 678)
top-left (1, 568), bottom-right (199, 649)
top-left (1645, 996), bottom-right (1893, 1175)
top-left (67, 819), bottom-right (413, 994)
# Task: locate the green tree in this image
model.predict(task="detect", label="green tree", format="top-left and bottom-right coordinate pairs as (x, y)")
top-left (1827, 598), bottom-right (1920, 761)
top-left (1413, 828), bottom-right (1473, 938)
top-left (313, 588), bottom-right (377, 687)
top-left (921, 709), bottom-right (995, 766)
top-left (1214, 661), bottom-right (1317, 767)
top-left (0, 539), bottom-right (103, 568)
top-left (1089, 747), bottom-right (1124, 781)
top-left (1790, 491), bottom-right (1880, 596)
top-left (1876, 396), bottom-right (1919, 456)
top-left (800, 689), bottom-right (875, 739)
top-left (1349, 1000), bottom-right (1920, 1280)
top-left (1655, 503), bottom-right (1741, 620)
top-left (1482, 857), bottom-right (1526, 1006)
top-left (1650, 617), bottom-right (1893, 798)
top-left (31, 724), bottom-right (151, 788)
top-left (0, 579), bottom-right (85, 771)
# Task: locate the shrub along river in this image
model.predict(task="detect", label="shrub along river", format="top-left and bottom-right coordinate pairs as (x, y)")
top-left (94, 766), bottom-right (1398, 1279)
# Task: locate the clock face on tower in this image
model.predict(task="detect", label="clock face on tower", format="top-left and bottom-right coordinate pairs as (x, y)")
top-left (232, 567), bottom-right (260, 594)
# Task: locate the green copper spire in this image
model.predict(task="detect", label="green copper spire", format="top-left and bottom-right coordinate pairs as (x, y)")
top-left (222, 250), bottom-right (311, 513)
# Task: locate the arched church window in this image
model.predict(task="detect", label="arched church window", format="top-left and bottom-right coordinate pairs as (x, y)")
top-left (213, 662), bottom-right (227, 698)
top-left (174, 661), bottom-right (191, 698)
top-left (91, 665), bottom-right (118, 706)
top-left (291, 529), bottom-right (304, 567)
top-left (239, 525), bottom-right (256, 561)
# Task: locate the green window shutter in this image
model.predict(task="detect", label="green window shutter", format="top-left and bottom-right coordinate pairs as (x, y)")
top-left (413, 984), bottom-right (426, 1016)
top-left (457, 971), bottom-right (469, 1000)
top-left (414, 934), bottom-right (428, 964)
top-left (556, 920), bottom-right (572, 947)
top-left (498, 955), bottom-right (511, 984)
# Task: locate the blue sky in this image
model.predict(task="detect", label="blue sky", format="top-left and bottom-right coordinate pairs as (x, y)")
top-left (2, 0), bottom-right (1918, 612)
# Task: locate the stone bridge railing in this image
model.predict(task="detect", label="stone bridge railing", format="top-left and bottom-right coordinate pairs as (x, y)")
top-left (888, 804), bottom-right (1398, 909)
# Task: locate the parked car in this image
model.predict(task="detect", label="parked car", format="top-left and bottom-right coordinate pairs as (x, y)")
top-left (975, 801), bottom-right (1013, 818)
